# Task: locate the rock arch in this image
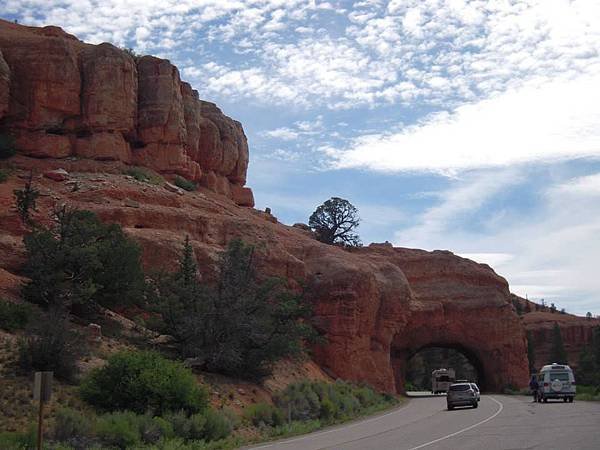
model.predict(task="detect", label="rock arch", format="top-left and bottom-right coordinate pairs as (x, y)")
top-left (308, 245), bottom-right (530, 393)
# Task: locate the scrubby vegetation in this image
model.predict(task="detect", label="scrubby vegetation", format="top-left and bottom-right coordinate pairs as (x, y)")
top-left (150, 237), bottom-right (317, 379)
top-left (31, 406), bottom-right (237, 449)
top-left (22, 206), bottom-right (145, 311)
top-left (575, 325), bottom-right (600, 401)
top-left (0, 168), bottom-right (9, 183)
top-left (0, 299), bottom-right (31, 332)
top-left (80, 350), bottom-right (207, 415)
top-left (174, 175), bottom-right (197, 191)
top-left (274, 380), bottom-right (396, 423)
top-left (13, 171), bottom-right (39, 226)
top-left (17, 309), bottom-right (85, 382)
top-left (125, 166), bottom-right (164, 185)
top-left (0, 133), bottom-right (17, 159)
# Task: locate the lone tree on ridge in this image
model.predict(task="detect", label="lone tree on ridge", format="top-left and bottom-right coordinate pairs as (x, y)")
top-left (309, 197), bottom-right (361, 246)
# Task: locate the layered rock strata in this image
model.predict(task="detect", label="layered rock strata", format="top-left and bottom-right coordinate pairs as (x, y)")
top-left (0, 20), bottom-right (252, 206)
top-left (0, 168), bottom-right (529, 392)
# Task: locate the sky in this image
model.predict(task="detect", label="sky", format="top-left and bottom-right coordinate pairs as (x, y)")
top-left (3, 0), bottom-right (600, 316)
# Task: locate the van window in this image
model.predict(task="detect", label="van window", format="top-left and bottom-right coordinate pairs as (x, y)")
top-left (438, 376), bottom-right (450, 382)
top-left (549, 371), bottom-right (570, 381)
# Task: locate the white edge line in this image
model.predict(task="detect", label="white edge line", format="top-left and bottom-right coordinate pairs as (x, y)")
top-left (408, 396), bottom-right (504, 450)
top-left (250, 404), bottom-right (408, 449)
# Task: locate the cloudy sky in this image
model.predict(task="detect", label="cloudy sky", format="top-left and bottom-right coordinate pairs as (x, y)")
top-left (4, 0), bottom-right (600, 315)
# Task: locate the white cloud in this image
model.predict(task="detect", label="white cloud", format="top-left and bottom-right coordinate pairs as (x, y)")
top-left (325, 73), bottom-right (600, 173)
top-left (261, 128), bottom-right (300, 141)
top-left (393, 169), bottom-right (600, 315)
top-left (9, 0), bottom-right (600, 111)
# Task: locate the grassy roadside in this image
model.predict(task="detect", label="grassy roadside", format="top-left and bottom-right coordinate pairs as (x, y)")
top-left (575, 385), bottom-right (600, 401)
top-left (239, 395), bottom-right (406, 449)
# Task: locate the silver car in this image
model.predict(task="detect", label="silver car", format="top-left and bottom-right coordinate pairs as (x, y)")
top-left (447, 383), bottom-right (478, 410)
top-left (470, 383), bottom-right (481, 401)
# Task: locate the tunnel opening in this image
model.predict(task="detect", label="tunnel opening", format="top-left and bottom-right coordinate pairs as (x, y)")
top-left (393, 343), bottom-right (487, 394)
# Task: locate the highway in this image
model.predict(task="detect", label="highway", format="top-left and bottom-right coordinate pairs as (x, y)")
top-left (247, 395), bottom-right (600, 450)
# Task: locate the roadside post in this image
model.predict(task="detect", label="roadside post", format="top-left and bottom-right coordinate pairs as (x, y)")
top-left (33, 371), bottom-right (53, 450)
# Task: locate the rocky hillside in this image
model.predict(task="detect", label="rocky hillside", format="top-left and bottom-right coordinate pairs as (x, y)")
top-left (0, 20), bottom-right (555, 393)
top-left (0, 19), bottom-right (252, 206)
top-left (511, 295), bottom-right (600, 370)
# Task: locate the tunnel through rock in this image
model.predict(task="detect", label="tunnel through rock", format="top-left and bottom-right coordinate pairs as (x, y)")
top-left (402, 345), bottom-right (483, 392)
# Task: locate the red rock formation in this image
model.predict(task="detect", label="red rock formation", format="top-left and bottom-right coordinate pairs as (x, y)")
top-left (0, 20), bottom-right (534, 392)
top-left (522, 309), bottom-right (600, 370)
top-left (0, 162), bottom-right (528, 392)
top-left (0, 49), bottom-right (9, 119)
top-left (0, 20), bottom-right (251, 205)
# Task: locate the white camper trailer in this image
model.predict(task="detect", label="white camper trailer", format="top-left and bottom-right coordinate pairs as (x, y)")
top-left (432, 368), bottom-right (456, 394)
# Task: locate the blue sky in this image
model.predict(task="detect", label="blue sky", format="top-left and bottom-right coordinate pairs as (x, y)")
top-left (3, 0), bottom-right (600, 315)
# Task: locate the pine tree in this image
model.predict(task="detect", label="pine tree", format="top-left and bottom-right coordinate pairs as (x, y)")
top-left (549, 323), bottom-right (568, 364)
top-left (527, 331), bottom-right (536, 373)
top-left (13, 171), bottom-right (40, 226)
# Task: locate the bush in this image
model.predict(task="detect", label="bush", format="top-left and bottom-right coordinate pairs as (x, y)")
top-left (96, 411), bottom-right (142, 448)
top-left (53, 408), bottom-right (95, 442)
top-left (0, 168), bottom-right (9, 183)
top-left (22, 207), bottom-right (145, 310)
top-left (202, 409), bottom-right (233, 441)
top-left (125, 167), bottom-right (164, 185)
top-left (244, 403), bottom-right (285, 428)
top-left (163, 410), bottom-right (207, 441)
top-left (80, 350), bottom-right (208, 415)
top-left (174, 176), bottom-right (197, 192)
top-left (17, 310), bottom-right (84, 381)
top-left (274, 380), bottom-right (395, 424)
top-left (0, 300), bottom-right (31, 331)
top-left (0, 426), bottom-right (36, 450)
top-left (0, 134), bottom-right (17, 159)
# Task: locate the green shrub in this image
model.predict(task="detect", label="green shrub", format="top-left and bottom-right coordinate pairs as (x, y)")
top-left (0, 429), bottom-right (35, 450)
top-left (274, 380), bottom-right (395, 424)
top-left (0, 300), bottom-right (31, 331)
top-left (22, 207), bottom-right (145, 310)
top-left (96, 411), bottom-right (142, 448)
top-left (17, 310), bottom-right (84, 381)
top-left (0, 134), bottom-right (17, 159)
top-left (53, 407), bottom-right (95, 441)
top-left (244, 403), bottom-right (285, 427)
top-left (80, 350), bottom-right (208, 415)
top-left (202, 409), bottom-right (233, 441)
top-left (125, 167), bottom-right (164, 185)
top-left (174, 176), bottom-right (197, 192)
top-left (163, 410), bottom-right (207, 441)
top-left (0, 168), bottom-right (9, 183)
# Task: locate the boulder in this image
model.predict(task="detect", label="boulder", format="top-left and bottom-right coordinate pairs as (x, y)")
top-left (43, 168), bottom-right (69, 181)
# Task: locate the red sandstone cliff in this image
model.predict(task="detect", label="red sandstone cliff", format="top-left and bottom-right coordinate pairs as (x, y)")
top-left (0, 21), bottom-right (531, 393)
top-left (0, 20), bottom-right (252, 206)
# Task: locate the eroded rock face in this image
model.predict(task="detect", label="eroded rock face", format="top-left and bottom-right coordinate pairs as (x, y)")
top-left (0, 165), bottom-right (531, 392)
top-left (0, 49), bottom-right (9, 119)
top-left (0, 20), bottom-right (251, 204)
top-left (523, 310), bottom-right (600, 370)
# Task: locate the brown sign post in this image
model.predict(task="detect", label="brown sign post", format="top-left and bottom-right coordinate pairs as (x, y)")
top-left (33, 371), bottom-right (53, 450)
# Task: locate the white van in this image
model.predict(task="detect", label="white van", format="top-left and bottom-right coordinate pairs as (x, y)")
top-left (537, 363), bottom-right (576, 403)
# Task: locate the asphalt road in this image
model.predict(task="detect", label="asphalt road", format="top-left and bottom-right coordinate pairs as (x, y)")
top-left (247, 395), bottom-right (600, 450)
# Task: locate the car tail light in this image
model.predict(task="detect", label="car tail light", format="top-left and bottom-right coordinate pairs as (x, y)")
top-left (544, 383), bottom-right (549, 387)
